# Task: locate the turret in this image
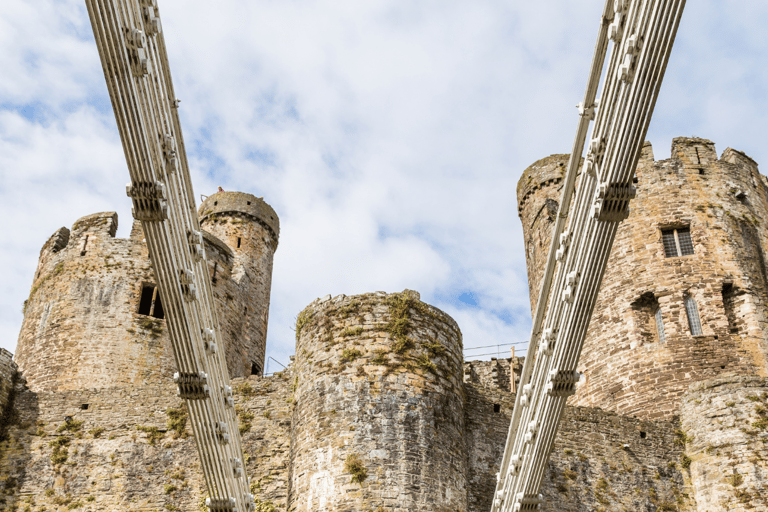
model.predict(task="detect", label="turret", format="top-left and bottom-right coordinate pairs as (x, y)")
top-left (519, 138), bottom-right (768, 420)
top-left (198, 191), bottom-right (279, 377)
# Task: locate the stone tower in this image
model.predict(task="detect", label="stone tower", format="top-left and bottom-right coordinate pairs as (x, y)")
top-left (198, 191), bottom-right (280, 378)
top-left (518, 137), bottom-right (768, 420)
top-left (289, 291), bottom-right (466, 512)
top-left (14, 192), bottom-right (279, 392)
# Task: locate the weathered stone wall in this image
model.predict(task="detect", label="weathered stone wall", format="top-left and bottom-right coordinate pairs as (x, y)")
top-left (519, 138), bottom-right (768, 420)
top-left (199, 192), bottom-right (280, 378)
top-left (13, 212), bottom-right (176, 392)
top-left (464, 375), bottom-right (691, 512)
top-left (680, 376), bottom-right (768, 512)
top-left (289, 291), bottom-right (466, 512)
top-left (14, 189), bottom-right (280, 391)
top-left (0, 373), bottom-right (293, 512)
top-left (0, 350), bottom-right (17, 427)
top-left (463, 357), bottom-right (524, 393)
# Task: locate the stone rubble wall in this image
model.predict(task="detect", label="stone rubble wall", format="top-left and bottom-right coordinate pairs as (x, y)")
top-left (680, 376), bottom-right (768, 512)
top-left (289, 291), bottom-right (467, 512)
top-left (0, 373), bottom-right (293, 512)
top-left (463, 357), bottom-right (524, 393)
top-left (0, 350), bottom-right (17, 427)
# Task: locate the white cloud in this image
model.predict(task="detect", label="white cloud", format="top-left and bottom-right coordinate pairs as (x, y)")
top-left (1, 0), bottom-right (766, 368)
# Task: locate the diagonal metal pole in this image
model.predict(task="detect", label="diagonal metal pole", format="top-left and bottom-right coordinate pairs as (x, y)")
top-left (84, 0), bottom-right (254, 509)
top-left (492, 0), bottom-right (686, 510)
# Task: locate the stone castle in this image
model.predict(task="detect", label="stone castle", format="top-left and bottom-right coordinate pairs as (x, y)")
top-left (0, 136), bottom-right (766, 511)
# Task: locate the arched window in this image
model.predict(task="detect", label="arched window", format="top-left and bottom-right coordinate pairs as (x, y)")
top-left (684, 296), bottom-right (702, 336)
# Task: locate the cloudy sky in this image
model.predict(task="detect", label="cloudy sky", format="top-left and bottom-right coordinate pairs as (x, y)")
top-left (1, 0), bottom-right (766, 370)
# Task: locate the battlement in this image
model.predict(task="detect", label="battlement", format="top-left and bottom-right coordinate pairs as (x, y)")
top-left (199, 191), bottom-right (280, 246)
top-left (517, 154), bottom-right (570, 214)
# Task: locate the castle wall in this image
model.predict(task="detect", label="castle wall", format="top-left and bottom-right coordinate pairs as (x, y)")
top-left (0, 373), bottom-right (293, 511)
top-left (13, 212), bottom-right (175, 392)
top-left (289, 291), bottom-right (467, 512)
top-left (680, 376), bottom-right (768, 512)
top-left (199, 192), bottom-right (280, 378)
top-left (464, 375), bottom-right (690, 512)
top-left (519, 138), bottom-right (768, 420)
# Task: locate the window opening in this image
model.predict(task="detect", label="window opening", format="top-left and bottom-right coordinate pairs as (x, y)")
top-left (80, 235), bottom-right (89, 256)
top-left (695, 147), bottom-right (701, 164)
top-left (631, 292), bottom-right (661, 344)
top-left (247, 201), bottom-right (251, 205)
top-left (493, 404), bottom-right (501, 413)
top-left (138, 284), bottom-right (164, 319)
top-left (640, 431), bottom-right (646, 439)
top-left (211, 262), bottom-right (218, 283)
top-left (81, 404), bottom-right (89, 410)
top-left (655, 308), bottom-right (666, 343)
top-left (684, 296), bottom-right (703, 336)
top-left (662, 227), bottom-right (693, 257)
top-left (237, 237), bottom-right (241, 249)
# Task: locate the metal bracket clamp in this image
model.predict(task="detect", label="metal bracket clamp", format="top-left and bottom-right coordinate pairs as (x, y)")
top-left (179, 268), bottom-right (198, 302)
top-left (127, 28), bottom-right (149, 76)
top-left (539, 328), bottom-right (555, 357)
top-left (591, 182), bottom-right (636, 222)
top-left (556, 230), bottom-right (570, 261)
top-left (163, 134), bottom-right (177, 173)
top-left (513, 493), bottom-right (544, 512)
top-left (202, 328), bottom-right (217, 354)
top-left (523, 420), bottom-right (539, 445)
top-left (576, 102), bottom-right (596, 120)
top-left (127, 180), bottom-right (168, 221)
top-left (216, 421), bottom-right (230, 444)
top-left (520, 383), bottom-right (534, 407)
top-left (188, 229), bottom-right (204, 261)
top-left (562, 271), bottom-right (579, 303)
top-left (545, 369), bottom-right (581, 397)
top-left (509, 453), bottom-right (522, 476)
top-left (231, 457), bottom-right (244, 478)
top-left (142, 3), bottom-right (162, 36)
top-left (222, 385), bottom-right (235, 408)
top-left (173, 371), bottom-right (210, 400)
top-left (205, 497), bottom-right (237, 512)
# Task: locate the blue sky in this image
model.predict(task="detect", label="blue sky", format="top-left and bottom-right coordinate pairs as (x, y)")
top-left (1, 0), bottom-right (766, 369)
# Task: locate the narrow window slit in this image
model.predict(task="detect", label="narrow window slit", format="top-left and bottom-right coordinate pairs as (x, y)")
top-left (493, 404), bottom-right (501, 413)
top-left (237, 237), bottom-right (242, 249)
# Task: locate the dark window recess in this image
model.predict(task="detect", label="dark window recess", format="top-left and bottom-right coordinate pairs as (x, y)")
top-left (138, 285), bottom-right (165, 319)
top-left (722, 283), bottom-right (741, 334)
top-left (214, 201), bottom-right (218, 206)
top-left (630, 292), bottom-right (662, 344)
top-left (80, 234), bottom-right (89, 256)
top-left (493, 404), bottom-right (501, 413)
top-left (237, 237), bottom-right (242, 249)
top-left (81, 404), bottom-right (89, 410)
top-left (211, 262), bottom-right (218, 284)
top-left (662, 227), bottom-right (694, 257)
top-left (247, 201), bottom-right (251, 205)
top-left (640, 431), bottom-right (646, 439)
top-left (251, 363), bottom-right (261, 376)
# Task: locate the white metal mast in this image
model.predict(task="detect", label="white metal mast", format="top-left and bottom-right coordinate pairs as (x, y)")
top-left (84, 0), bottom-right (254, 510)
top-left (491, 0), bottom-right (685, 510)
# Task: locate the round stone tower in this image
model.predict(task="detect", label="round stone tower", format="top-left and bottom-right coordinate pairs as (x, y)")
top-left (198, 191), bottom-right (280, 378)
top-left (15, 191), bottom-right (279, 392)
top-left (14, 212), bottom-right (176, 391)
top-left (519, 138), bottom-right (768, 420)
top-left (288, 290), bottom-right (466, 512)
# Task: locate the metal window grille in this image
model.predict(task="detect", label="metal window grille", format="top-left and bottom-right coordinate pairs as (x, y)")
top-left (677, 228), bottom-right (694, 255)
top-left (661, 227), bottom-right (694, 257)
top-left (655, 307), bottom-right (665, 342)
top-left (684, 296), bottom-right (703, 336)
top-left (661, 229), bottom-right (678, 257)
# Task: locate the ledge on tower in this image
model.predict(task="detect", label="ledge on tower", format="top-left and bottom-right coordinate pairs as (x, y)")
top-left (198, 191), bottom-right (280, 245)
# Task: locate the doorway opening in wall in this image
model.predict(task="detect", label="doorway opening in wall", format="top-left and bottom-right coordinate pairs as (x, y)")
top-left (138, 284), bottom-right (165, 319)
top-left (251, 362), bottom-right (261, 376)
